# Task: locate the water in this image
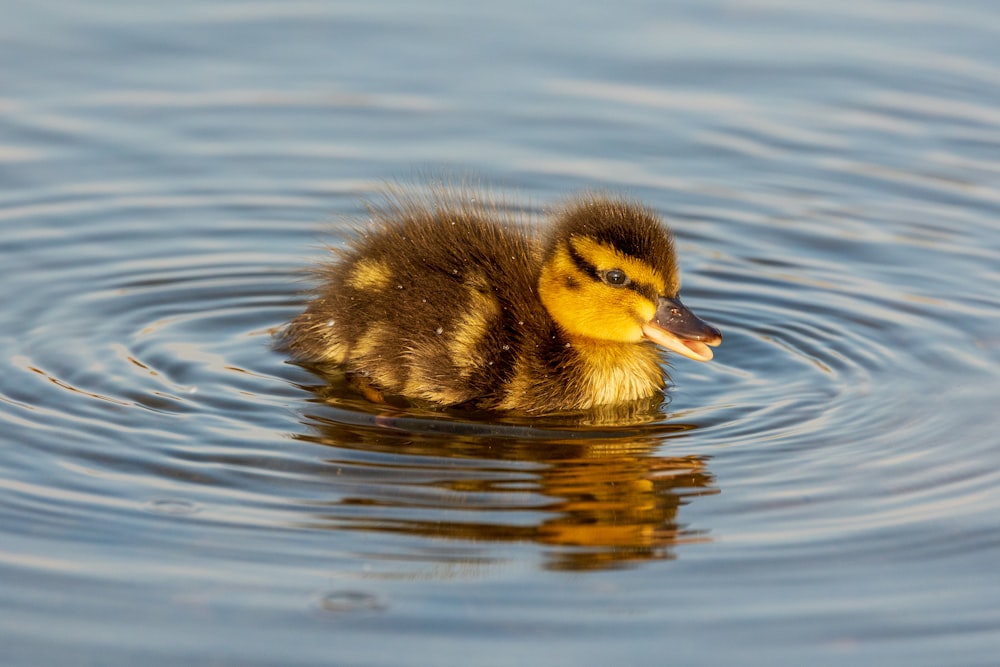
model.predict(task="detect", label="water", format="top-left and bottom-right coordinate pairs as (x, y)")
top-left (2, 1), bottom-right (1000, 665)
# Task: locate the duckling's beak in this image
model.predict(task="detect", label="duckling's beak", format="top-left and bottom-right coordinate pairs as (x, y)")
top-left (641, 296), bottom-right (722, 362)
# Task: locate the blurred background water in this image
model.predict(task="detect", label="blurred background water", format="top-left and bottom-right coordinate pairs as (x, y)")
top-left (2, 1), bottom-right (1000, 665)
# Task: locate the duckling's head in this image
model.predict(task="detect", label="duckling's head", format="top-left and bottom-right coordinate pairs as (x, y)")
top-left (539, 197), bottom-right (722, 360)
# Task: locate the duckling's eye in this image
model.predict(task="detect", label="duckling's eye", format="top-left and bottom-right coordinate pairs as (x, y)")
top-left (603, 269), bottom-right (629, 286)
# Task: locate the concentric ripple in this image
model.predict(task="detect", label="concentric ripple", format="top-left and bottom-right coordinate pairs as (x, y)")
top-left (3, 0), bottom-right (1000, 664)
top-left (2, 174), bottom-right (995, 583)
top-left (2, 152), bottom-right (999, 667)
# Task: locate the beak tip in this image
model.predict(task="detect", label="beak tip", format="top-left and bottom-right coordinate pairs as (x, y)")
top-left (645, 296), bottom-right (722, 360)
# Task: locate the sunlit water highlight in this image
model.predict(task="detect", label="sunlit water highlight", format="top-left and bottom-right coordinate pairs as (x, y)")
top-left (2, 1), bottom-right (1000, 666)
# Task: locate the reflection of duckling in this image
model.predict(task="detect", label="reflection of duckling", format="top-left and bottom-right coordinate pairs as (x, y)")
top-left (297, 410), bottom-right (718, 571)
top-left (283, 189), bottom-right (721, 413)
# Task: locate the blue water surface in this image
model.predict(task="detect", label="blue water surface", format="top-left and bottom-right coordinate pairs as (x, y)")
top-left (2, 1), bottom-right (1000, 666)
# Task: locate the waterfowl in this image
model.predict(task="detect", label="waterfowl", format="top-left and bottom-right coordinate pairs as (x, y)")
top-left (283, 188), bottom-right (721, 414)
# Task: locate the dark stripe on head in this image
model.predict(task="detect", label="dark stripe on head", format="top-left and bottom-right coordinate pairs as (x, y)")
top-left (565, 241), bottom-right (601, 281)
top-left (591, 226), bottom-right (655, 265)
top-left (628, 282), bottom-right (658, 302)
top-left (568, 237), bottom-right (660, 301)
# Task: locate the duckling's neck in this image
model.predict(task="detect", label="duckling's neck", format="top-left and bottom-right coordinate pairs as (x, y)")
top-left (566, 336), bottom-right (665, 407)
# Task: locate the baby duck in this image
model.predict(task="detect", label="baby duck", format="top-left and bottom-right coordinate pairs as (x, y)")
top-left (283, 189), bottom-right (721, 414)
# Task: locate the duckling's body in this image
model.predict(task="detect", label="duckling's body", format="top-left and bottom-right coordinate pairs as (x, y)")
top-left (284, 190), bottom-right (720, 414)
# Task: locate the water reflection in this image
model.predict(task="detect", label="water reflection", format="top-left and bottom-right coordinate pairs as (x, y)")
top-left (294, 379), bottom-right (717, 571)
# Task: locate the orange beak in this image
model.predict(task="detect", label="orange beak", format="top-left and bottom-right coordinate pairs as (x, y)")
top-left (640, 296), bottom-right (722, 361)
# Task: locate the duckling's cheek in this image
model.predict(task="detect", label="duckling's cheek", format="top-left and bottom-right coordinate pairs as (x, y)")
top-left (574, 287), bottom-right (647, 343)
top-left (634, 297), bottom-right (657, 325)
top-left (602, 313), bottom-right (647, 343)
top-left (603, 292), bottom-right (656, 343)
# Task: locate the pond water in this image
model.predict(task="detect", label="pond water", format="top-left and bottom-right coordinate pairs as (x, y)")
top-left (2, 1), bottom-right (1000, 665)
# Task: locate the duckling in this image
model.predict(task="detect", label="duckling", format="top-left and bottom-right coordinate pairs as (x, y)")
top-left (283, 188), bottom-right (721, 414)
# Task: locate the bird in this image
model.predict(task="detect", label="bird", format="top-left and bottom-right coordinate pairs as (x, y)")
top-left (282, 187), bottom-right (721, 414)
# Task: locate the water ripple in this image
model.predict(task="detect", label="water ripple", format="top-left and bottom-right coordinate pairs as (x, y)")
top-left (2, 1), bottom-right (1000, 663)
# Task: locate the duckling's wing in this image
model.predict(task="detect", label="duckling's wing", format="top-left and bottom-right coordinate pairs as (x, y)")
top-left (286, 197), bottom-right (544, 407)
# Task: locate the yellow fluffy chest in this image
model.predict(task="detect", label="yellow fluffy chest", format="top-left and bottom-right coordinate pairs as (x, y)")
top-left (570, 339), bottom-right (666, 407)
